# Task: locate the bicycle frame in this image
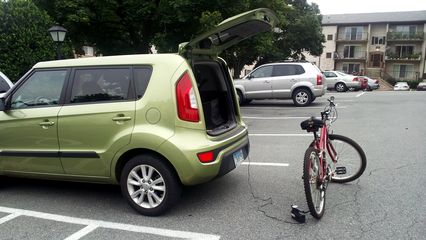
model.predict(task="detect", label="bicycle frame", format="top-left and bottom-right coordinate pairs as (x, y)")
top-left (312, 115), bottom-right (338, 182)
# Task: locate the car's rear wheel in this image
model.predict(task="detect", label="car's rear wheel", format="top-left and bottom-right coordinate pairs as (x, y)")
top-left (293, 88), bottom-right (312, 107)
top-left (335, 83), bottom-right (347, 92)
top-left (120, 154), bottom-right (181, 216)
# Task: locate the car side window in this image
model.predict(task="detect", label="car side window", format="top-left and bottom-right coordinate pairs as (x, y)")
top-left (250, 66), bottom-right (273, 78)
top-left (10, 70), bottom-right (67, 109)
top-left (70, 68), bottom-right (131, 103)
top-left (325, 72), bottom-right (337, 78)
top-left (0, 77), bottom-right (10, 93)
top-left (272, 65), bottom-right (305, 77)
top-left (133, 67), bottom-right (153, 99)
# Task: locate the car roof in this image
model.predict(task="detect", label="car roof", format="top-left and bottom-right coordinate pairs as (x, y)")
top-left (33, 54), bottom-right (185, 69)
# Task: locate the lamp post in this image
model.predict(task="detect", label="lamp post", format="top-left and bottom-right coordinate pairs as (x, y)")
top-left (48, 25), bottom-right (67, 60)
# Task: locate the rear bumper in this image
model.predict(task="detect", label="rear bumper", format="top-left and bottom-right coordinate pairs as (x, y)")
top-left (312, 85), bottom-right (326, 97)
top-left (157, 125), bottom-right (250, 185)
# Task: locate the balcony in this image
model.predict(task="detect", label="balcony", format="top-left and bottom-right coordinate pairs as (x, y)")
top-left (334, 51), bottom-right (367, 61)
top-left (336, 32), bottom-right (368, 42)
top-left (387, 31), bottom-right (424, 41)
top-left (385, 52), bottom-right (422, 62)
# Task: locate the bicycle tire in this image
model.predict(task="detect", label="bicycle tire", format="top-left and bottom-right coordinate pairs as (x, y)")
top-left (328, 134), bottom-right (367, 183)
top-left (303, 147), bottom-right (326, 219)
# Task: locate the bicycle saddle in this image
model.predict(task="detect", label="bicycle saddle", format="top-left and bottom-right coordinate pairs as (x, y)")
top-left (300, 117), bottom-right (323, 132)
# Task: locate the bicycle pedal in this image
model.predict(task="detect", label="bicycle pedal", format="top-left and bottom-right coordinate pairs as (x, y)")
top-left (335, 167), bottom-right (346, 175)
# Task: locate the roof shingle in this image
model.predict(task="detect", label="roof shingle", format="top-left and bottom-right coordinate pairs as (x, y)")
top-left (322, 11), bottom-right (426, 25)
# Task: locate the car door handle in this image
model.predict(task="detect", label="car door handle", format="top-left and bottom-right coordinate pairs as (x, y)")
top-left (39, 120), bottom-right (55, 129)
top-left (264, 80), bottom-right (271, 83)
top-left (112, 116), bottom-right (132, 121)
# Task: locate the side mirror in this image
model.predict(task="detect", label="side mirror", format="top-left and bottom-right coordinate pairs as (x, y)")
top-left (247, 75), bottom-right (254, 79)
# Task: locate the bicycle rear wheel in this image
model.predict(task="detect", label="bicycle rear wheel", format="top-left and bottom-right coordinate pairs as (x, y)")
top-left (303, 147), bottom-right (326, 219)
top-left (328, 134), bottom-right (367, 183)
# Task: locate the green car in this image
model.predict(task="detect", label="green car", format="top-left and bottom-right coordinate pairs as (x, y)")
top-left (0, 9), bottom-right (278, 215)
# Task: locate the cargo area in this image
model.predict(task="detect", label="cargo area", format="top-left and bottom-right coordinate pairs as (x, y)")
top-left (193, 60), bottom-right (237, 136)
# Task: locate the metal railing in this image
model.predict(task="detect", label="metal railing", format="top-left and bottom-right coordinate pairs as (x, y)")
top-left (387, 31), bottom-right (424, 41)
top-left (335, 51), bottom-right (367, 60)
top-left (385, 52), bottom-right (422, 60)
top-left (337, 32), bottom-right (368, 41)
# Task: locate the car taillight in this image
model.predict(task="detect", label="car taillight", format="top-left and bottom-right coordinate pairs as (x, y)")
top-left (197, 151), bottom-right (214, 163)
top-left (353, 77), bottom-right (359, 82)
top-left (316, 74), bottom-right (323, 85)
top-left (176, 71), bottom-right (199, 122)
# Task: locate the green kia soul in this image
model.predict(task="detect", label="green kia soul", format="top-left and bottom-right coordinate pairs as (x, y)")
top-left (0, 9), bottom-right (278, 215)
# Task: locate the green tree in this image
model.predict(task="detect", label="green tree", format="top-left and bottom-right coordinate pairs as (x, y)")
top-left (0, 0), bottom-right (58, 81)
top-left (35, 0), bottom-right (325, 78)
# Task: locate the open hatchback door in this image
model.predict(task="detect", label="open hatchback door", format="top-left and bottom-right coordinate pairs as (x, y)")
top-left (179, 8), bottom-right (279, 57)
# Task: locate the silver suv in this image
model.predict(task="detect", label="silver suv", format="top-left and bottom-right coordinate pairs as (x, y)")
top-left (234, 62), bottom-right (326, 107)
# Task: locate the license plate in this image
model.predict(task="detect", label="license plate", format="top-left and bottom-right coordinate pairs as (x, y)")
top-left (233, 149), bottom-right (244, 167)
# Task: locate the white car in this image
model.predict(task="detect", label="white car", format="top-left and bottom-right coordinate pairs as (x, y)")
top-left (0, 71), bottom-right (13, 98)
top-left (394, 82), bottom-right (410, 91)
top-left (323, 71), bottom-right (362, 92)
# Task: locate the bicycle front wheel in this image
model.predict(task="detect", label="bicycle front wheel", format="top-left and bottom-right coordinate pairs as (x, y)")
top-left (303, 147), bottom-right (326, 219)
top-left (328, 134), bottom-right (367, 183)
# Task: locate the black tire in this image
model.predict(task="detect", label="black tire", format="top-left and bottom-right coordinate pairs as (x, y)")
top-left (328, 134), bottom-right (367, 183)
top-left (120, 154), bottom-right (182, 216)
top-left (335, 83), bottom-right (347, 92)
top-left (292, 88), bottom-right (312, 107)
top-left (303, 147), bottom-right (326, 219)
top-left (237, 90), bottom-right (245, 105)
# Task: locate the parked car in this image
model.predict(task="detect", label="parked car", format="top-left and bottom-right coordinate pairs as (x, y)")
top-left (0, 71), bottom-right (13, 98)
top-left (394, 82), bottom-right (410, 91)
top-left (416, 81), bottom-right (426, 91)
top-left (323, 71), bottom-right (362, 92)
top-left (234, 62), bottom-right (326, 107)
top-left (0, 8), bottom-right (278, 216)
top-left (359, 76), bottom-right (380, 91)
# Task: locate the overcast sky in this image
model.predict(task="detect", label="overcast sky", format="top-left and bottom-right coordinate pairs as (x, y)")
top-left (308, 0), bottom-right (426, 14)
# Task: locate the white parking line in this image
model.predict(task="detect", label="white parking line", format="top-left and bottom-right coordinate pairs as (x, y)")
top-left (242, 162), bottom-right (289, 167)
top-left (356, 92), bottom-right (366, 98)
top-left (243, 116), bottom-right (307, 120)
top-left (0, 206), bottom-right (220, 240)
top-left (65, 224), bottom-right (99, 240)
top-left (0, 212), bottom-right (21, 225)
top-left (249, 133), bottom-right (311, 137)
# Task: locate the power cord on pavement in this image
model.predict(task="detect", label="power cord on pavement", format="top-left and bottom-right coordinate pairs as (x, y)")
top-left (246, 155), bottom-right (305, 224)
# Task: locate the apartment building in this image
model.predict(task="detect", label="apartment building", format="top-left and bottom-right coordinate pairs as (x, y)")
top-left (306, 10), bottom-right (426, 81)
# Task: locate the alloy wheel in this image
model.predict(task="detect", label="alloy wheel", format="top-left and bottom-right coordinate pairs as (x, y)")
top-left (127, 165), bottom-right (166, 209)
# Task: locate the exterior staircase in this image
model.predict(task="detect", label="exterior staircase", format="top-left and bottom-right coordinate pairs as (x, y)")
top-left (365, 68), bottom-right (392, 91)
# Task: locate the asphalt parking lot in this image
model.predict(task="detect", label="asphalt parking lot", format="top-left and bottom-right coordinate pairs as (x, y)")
top-left (1, 91), bottom-right (425, 240)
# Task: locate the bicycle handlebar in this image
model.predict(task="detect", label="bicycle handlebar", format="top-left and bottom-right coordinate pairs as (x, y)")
top-left (321, 96), bottom-right (337, 122)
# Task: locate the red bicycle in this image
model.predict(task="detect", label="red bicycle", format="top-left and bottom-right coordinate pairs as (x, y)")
top-left (300, 96), bottom-right (367, 219)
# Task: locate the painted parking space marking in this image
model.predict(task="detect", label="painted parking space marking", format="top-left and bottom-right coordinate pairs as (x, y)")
top-left (0, 212), bottom-right (21, 225)
top-left (356, 92), bottom-right (366, 98)
top-left (242, 162), bottom-right (289, 167)
top-left (0, 206), bottom-right (220, 240)
top-left (249, 133), bottom-right (311, 137)
top-left (65, 224), bottom-right (99, 240)
top-left (243, 116), bottom-right (307, 120)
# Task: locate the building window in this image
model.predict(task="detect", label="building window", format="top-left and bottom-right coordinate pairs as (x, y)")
top-left (342, 63), bottom-right (360, 75)
top-left (393, 64), bottom-right (414, 79)
top-left (327, 34), bottom-right (333, 40)
top-left (326, 52), bottom-right (332, 58)
top-left (343, 26), bottom-right (364, 40)
top-left (343, 46), bottom-right (363, 58)
top-left (371, 36), bottom-right (386, 45)
top-left (395, 45), bottom-right (414, 58)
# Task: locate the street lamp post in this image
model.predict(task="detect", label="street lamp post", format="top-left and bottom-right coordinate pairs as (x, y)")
top-left (48, 25), bottom-right (67, 60)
